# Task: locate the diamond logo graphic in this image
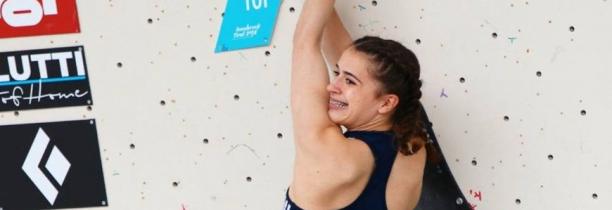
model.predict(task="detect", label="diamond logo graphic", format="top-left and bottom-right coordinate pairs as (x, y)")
top-left (22, 128), bottom-right (71, 205)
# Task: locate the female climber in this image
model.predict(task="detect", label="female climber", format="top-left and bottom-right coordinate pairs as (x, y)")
top-left (286, 0), bottom-right (431, 209)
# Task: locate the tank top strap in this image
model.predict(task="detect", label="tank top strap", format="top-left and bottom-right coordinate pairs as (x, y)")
top-left (344, 130), bottom-right (397, 165)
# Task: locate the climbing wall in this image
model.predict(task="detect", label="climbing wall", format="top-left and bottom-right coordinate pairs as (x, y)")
top-left (0, 0), bottom-right (611, 209)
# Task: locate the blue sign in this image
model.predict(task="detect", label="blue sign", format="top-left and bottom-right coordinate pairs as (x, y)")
top-left (215, 0), bottom-right (281, 53)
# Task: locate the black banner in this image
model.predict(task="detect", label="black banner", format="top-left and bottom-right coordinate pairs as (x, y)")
top-left (0, 120), bottom-right (107, 210)
top-left (0, 46), bottom-right (93, 112)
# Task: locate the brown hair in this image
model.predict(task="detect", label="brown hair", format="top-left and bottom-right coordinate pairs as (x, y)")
top-left (353, 36), bottom-right (431, 157)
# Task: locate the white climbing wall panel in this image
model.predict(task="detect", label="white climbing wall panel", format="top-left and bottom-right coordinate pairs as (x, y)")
top-left (0, 0), bottom-right (611, 209)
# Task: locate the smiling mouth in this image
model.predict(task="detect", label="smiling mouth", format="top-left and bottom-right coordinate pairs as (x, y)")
top-left (329, 99), bottom-right (348, 109)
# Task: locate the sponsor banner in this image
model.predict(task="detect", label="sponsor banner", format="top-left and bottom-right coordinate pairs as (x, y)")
top-left (0, 119), bottom-right (107, 209)
top-left (215, 0), bottom-right (281, 53)
top-left (0, 46), bottom-right (93, 112)
top-left (0, 0), bottom-right (81, 38)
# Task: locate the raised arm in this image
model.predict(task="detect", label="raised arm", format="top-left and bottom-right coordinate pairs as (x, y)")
top-left (291, 0), bottom-right (339, 154)
top-left (321, 9), bottom-right (353, 67)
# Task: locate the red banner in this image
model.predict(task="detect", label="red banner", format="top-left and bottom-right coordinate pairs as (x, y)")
top-left (0, 0), bottom-right (80, 38)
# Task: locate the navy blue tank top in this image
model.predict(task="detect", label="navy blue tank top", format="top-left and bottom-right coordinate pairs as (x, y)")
top-left (284, 130), bottom-right (398, 210)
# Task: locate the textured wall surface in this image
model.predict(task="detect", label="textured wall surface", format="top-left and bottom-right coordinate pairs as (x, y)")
top-left (1, 0), bottom-right (611, 209)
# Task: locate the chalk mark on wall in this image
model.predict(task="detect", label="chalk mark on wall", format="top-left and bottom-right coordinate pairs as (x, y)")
top-left (550, 46), bottom-right (565, 63)
top-left (238, 52), bottom-right (248, 61)
top-left (482, 19), bottom-right (498, 31)
top-left (226, 144), bottom-right (261, 159)
top-left (358, 20), bottom-right (380, 33)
